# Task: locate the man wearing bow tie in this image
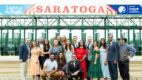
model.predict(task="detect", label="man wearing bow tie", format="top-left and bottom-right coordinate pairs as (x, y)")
top-left (108, 35), bottom-right (119, 80)
top-left (67, 54), bottom-right (84, 80)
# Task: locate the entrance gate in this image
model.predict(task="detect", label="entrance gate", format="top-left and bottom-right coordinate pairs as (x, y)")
top-left (0, 15), bottom-right (142, 55)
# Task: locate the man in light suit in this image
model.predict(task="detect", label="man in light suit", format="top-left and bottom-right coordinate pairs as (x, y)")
top-left (108, 35), bottom-right (119, 80)
top-left (72, 36), bottom-right (79, 49)
top-left (19, 38), bottom-right (30, 80)
top-left (85, 36), bottom-right (93, 80)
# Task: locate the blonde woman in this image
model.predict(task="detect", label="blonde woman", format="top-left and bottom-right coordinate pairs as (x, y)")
top-left (27, 41), bottom-right (40, 80)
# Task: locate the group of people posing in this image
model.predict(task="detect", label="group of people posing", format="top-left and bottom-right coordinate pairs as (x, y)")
top-left (19, 35), bottom-right (136, 80)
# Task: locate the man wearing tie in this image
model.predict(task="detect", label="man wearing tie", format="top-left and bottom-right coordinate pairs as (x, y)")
top-left (19, 38), bottom-right (30, 80)
top-left (72, 36), bottom-right (79, 49)
top-left (67, 54), bottom-right (84, 80)
top-left (108, 35), bottom-right (119, 80)
top-left (85, 36), bottom-right (93, 80)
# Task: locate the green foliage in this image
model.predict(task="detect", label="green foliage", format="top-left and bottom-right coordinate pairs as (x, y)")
top-left (49, 37), bottom-right (56, 45)
top-left (49, 37), bottom-right (73, 45)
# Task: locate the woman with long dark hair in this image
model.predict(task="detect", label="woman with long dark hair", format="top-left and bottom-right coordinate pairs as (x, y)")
top-left (42, 39), bottom-right (50, 58)
top-left (40, 39), bottom-right (50, 69)
top-left (74, 40), bottom-right (88, 80)
top-left (56, 52), bottom-right (66, 80)
top-left (99, 38), bottom-right (110, 80)
top-left (27, 41), bottom-right (40, 80)
top-left (87, 41), bottom-right (103, 80)
top-left (63, 39), bottom-right (74, 63)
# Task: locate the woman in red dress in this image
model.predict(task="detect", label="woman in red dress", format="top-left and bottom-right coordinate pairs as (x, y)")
top-left (75, 40), bottom-right (88, 79)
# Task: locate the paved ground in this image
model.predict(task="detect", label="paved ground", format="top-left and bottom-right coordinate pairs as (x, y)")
top-left (0, 56), bottom-right (142, 80)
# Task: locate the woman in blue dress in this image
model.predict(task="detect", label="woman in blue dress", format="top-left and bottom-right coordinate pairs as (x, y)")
top-left (87, 41), bottom-right (103, 80)
top-left (99, 38), bottom-right (110, 80)
top-left (49, 40), bottom-right (62, 57)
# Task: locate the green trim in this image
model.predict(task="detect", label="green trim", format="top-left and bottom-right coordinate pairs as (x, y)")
top-left (35, 29), bottom-right (37, 41)
top-left (12, 29), bottom-right (14, 44)
top-left (116, 29), bottom-right (118, 42)
top-left (24, 29), bottom-right (26, 44)
top-left (133, 27), bottom-right (135, 44)
top-left (46, 29), bottom-right (48, 40)
top-left (128, 29), bottom-right (130, 44)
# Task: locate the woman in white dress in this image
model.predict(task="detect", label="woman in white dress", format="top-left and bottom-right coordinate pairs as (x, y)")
top-left (63, 39), bottom-right (74, 63)
top-left (99, 38), bottom-right (110, 80)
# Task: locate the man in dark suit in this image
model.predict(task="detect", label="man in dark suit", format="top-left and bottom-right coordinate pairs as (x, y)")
top-left (67, 54), bottom-right (84, 80)
top-left (19, 38), bottom-right (30, 80)
top-left (108, 35), bottom-right (119, 80)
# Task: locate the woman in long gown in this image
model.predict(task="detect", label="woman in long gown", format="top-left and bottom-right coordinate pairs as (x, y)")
top-left (75, 40), bottom-right (88, 79)
top-left (87, 41), bottom-right (103, 80)
top-left (27, 41), bottom-right (40, 80)
top-left (99, 38), bottom-right (110, 80)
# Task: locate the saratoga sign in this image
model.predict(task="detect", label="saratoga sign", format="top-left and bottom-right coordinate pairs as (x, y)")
top-left (0, 4), bottom-right (141, 15)
top-left (36, 5), bottom-right (106, 14)
top-left (25, 5), bottom-right (116, 15)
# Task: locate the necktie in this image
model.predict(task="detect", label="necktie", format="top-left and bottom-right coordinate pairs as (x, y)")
top-left (88, 43), bottom-right (90, 49)
top-left (73, 61), bottom-right (75, 67)
top-left (75, 43), bottom-right (77, 48)
top-left (27, 45), bottom-right (30, 58)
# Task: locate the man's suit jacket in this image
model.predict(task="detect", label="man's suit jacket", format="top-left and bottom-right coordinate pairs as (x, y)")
top-left (72, 42), bottom-right (79, 49)
top-left (19, 44), bottom-right (30, 62)
top-left (108, 41), bottom-right (119, 61)
top-left (85, 42), bottom-right (93, 61)
top-left (67, 60), bottom-right (83, 77)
